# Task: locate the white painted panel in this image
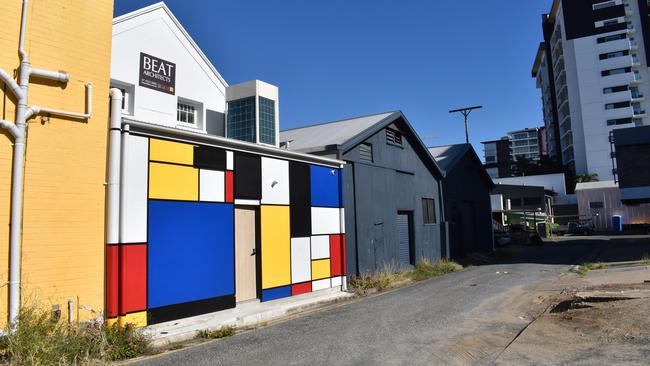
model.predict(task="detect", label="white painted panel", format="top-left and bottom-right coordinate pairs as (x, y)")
top-left (331, 276), bottom-right (342, 287)
top-left (226, 151), bottom-right (233, 170)
top-left (310, 235), bottom-right (330, 259)
top-left (199, 170), bottom-right (225, 202)
top-left (312, 278), bottom-right (331, 291)
top-left (340, 208), bottom-right (346, 234)
top-left (311, 207), bottom-right (341, 235)
top-left (261, 157), bottom-right (289, 205)
top-left (291, 238), bottom-right (311, 284)
top-left (234, 199), bottom-right (260, 206)
top-left (123, 135), bottom-right (148, 243)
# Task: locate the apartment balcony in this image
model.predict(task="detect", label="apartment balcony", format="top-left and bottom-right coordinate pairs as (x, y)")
top-left (597, 39), bottom-right (635, 54)
top-left (600, 55), bottom-right (634, 70)
top-left (633, 109), bottom-right (647, 117)
top-left (602, 89), bottom-right (632, 103)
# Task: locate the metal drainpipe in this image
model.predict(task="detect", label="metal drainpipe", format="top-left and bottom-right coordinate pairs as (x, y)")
top-left (8, 0), bottom-right (32, 326)
top-left (4, 0), bottom-right (92, 327)
top-left (119, 124), bottom-right (130, 247)
top-left (106, 89), bottom-right (123, 247)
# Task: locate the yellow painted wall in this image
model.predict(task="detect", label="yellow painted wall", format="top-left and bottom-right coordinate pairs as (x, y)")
top-left (149, 162), bottom-right (199, 201)
top-left (0, 0), bottom-right (113, 326)
top-left (260, 205), bottom-right (291, 289)
top-left (150, 138), bottom-right (194, 165)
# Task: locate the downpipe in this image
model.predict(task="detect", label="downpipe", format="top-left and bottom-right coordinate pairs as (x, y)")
top-left (106, 89), bottom-right (122, 246)
top-left (2, 0), bottom-right (92, 328)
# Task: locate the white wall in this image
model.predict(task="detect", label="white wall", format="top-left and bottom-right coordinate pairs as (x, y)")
top-left (111, 6), bottom-right (227, 133)
top-left (576, 183), bottom-right (650, 230)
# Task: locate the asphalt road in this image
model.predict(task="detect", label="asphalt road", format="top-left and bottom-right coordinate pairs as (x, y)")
top-left (132, 238), bottom-right (607, 366)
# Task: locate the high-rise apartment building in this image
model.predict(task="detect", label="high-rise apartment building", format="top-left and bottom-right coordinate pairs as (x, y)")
top-left (482, 127), bottom-right (546, 178)
top-left (532, 0), bottom-right (650, 181)
top-left (508, 127), bottom-right (546, 161)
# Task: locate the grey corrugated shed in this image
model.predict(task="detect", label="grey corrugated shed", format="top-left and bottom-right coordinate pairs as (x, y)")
top-left (428, 144), bottom-right (469, 172)
top-left (280, 111), bottom-right (396, 152)
top-left (429, 143), bottom-right (494, 188)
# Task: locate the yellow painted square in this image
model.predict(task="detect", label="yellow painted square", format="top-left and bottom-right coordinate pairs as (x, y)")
top-left (149, 162), bottom-right (198, 201)
top-left (119, 311), bottom-right (147, 328)
top-left (261, 205), bottom-right (291, 289)
top-left (150, 138), bottom-right (194, 165)
top-left (311, 259), bottom-right (331, 280)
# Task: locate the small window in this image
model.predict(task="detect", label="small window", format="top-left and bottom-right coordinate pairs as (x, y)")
top-left (589, 201), bottom-right (605, 209)
top-left (605, 101), bottom-right (630, 110)
top-left (602, 67), bottom-right (631, 76)
top-left (359, 143), bottom-right (373, 162)
top-left (422, 198), bottom-right (436, 224)
top-left (599, 50), bottom-right (629, 60)
top-left (386, 128), bottom-right (403, 146)
top-left (177, 101), bottom-right (196, 125)
top-left (593, 1), bottom-right (617, 10)
top-left (603, 85), bottom-right (628, 94)
top-left (597, 33), bottom-right (626, 44)
top-left (607, 117), bottom-right (633, 126)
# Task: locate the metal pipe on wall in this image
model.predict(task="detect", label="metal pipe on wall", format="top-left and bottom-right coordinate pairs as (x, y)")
top-left (0, 0), bottom-right (93, 327)
top-left (106, 89), bottom-right (123, 246)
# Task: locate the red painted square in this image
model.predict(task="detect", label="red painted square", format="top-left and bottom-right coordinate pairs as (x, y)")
top-left (119, 244), bottom-right (147, 315)
top-left (341, 234), bottom-right (347, 275)
top-left (330, 235), bottom-right (343, 276)
top-left (106, 245), bottom-right (119, 318)
top-left (225, 171), bottom-right (234, 203)
top-left (291, 282), bottom-right (312, 296)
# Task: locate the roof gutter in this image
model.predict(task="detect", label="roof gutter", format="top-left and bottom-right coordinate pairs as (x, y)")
top-left (122, 118), bottom-right (345, 167)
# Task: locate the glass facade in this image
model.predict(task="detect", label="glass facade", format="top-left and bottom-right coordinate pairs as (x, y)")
top-left (227, 97), bottom-right (256, 143)
top-left (259, 96), bottom-right (276, 145)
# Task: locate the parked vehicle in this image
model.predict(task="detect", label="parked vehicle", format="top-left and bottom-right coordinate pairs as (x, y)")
top-left (567, 222), bottom-right (594, 236)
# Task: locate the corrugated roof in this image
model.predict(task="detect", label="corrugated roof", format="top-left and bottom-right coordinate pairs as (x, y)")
top-left (427, 144), bottom-right (469, 172)
top-left (280, 111), bottom-right (397, 151)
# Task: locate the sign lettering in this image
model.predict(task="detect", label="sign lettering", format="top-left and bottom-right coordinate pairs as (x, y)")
top-left (139, 52), bottom-right (176, 95)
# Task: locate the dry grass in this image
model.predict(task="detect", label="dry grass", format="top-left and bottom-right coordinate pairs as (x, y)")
top-left (348, 259), bottom-right (462, 295)
top-left (0, 305), bottom-right (152, 366)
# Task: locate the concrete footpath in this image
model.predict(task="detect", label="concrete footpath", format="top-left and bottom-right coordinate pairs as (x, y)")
top-left (145, 288), bottom-right (353, 347)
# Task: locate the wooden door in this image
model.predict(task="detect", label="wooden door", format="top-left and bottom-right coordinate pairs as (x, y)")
top-left (235, 207), bottom-right (257, 302)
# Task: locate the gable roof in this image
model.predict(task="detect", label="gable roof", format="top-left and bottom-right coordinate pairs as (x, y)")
top-left (113, 2), bottom-right (228, 88)
top-left (280, 111), bottom-right (395, 152)
top-left (280, 111), bottom-right (444, 178)
top-left (428, 144), bottom-right (494, 188)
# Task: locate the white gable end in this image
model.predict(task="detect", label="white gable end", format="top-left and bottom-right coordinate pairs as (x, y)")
top-left (111, 3), bottom-right (227, 133)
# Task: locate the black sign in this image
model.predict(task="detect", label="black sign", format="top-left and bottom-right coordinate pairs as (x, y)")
top-left (139, 52), bottom-right (176, 95)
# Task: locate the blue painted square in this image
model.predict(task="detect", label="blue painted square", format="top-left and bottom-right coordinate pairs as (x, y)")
top-left (261, 286), bottom-right (292, 302)
top-left (148, 200), bottom-right (234, 309)
top-left (310, 165), bottom-right (340, 207)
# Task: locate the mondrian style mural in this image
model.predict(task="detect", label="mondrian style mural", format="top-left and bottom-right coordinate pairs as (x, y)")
top-left (106, 135), bottom-right (345, 327)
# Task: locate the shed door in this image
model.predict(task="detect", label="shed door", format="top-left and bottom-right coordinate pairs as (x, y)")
top-left (397, 212), bottom-right (412, 266)
top-left (235, 207), bottom-right (257, 302)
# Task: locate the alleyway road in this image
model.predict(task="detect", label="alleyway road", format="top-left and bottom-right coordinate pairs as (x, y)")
top-left (132, 237), bottom-right (642, 366)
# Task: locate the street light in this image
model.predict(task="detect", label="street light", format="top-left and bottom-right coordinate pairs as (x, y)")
top-left (449, 105), bottom-right (483, 144)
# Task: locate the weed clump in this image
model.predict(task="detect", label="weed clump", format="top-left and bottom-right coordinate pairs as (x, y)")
top-left (0, 305), bottom-right (152, 365)
top-left (641, 253), bottom-right (650, 265)
top-left (196, 326), bottom-right (235, 339)
top-left (578, 262), bottom-right (607, 276)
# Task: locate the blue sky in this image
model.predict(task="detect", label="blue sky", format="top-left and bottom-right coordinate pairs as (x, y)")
top-left (115, 0), bottom-right (552, 156)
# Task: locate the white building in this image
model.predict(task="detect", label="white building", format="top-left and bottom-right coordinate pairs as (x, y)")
top-left (493, 173), bottom-right (575, 204)
top-left (111, 2), bottom-right (278, 143)
top-left (507, 127), bottom-right (545, 162)
top-left (532, 0), bottom-right (650, 181)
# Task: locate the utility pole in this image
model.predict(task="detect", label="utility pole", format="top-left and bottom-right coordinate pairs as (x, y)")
top-left (449, 105), bottom-right (482, 144)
